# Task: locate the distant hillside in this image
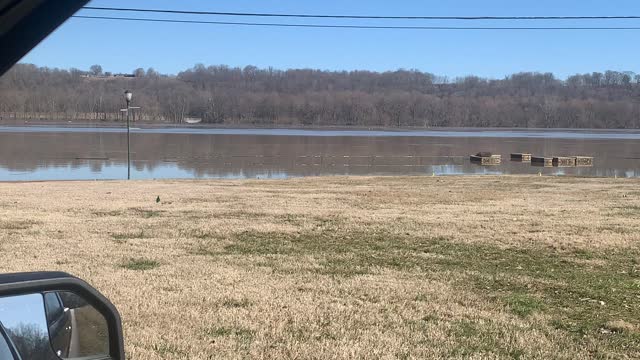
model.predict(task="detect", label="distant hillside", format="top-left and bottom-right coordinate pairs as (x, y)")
top-left (1, 63), bottom-right (639, 128)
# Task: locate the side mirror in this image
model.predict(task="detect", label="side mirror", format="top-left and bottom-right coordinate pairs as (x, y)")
top-left (0, 272), bottom-right (124, 360)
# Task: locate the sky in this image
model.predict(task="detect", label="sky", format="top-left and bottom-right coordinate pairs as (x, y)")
top-left (19, 0), bottom-right (640, 79)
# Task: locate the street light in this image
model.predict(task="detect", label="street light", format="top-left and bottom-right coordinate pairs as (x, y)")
top-left (124, 90), bottom-right (132, 180)
top-left (124, 90), bottom-right (132, 107)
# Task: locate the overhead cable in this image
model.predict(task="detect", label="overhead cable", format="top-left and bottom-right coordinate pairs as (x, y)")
top-left (71, 15), bottom-right (640, 30)
top-left (81, 7), bottom-right (640, 21)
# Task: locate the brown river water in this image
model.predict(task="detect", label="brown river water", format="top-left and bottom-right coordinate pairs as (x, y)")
top-left (0, 126), bottom-right (638, 180)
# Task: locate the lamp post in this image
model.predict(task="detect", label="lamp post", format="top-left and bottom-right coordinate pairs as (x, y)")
top-left (124, 90), bottom-right (132, 180)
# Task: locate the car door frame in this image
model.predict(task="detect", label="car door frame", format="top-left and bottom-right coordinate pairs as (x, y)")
top-left (44, 291), bottom-right (72, 358)
top-left (0, 272), bottom-right (124, 360)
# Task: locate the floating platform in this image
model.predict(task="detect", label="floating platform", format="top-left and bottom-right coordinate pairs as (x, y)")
top-left (574, 156), bottom-right (594, 167)
top-left (531, 155), bottom-right (594, 168)
top-left (470, 154), bottom-right (501, 165)
top-left (553, 157), bottom-right (577, 167)
top-left (531, 156), bottom-right (553, 167)
top-left (510, 153), bottom-right (531, 162)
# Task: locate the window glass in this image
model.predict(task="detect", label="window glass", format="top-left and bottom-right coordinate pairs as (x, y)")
top-left (0, 294), bottom-right (55, 359)
top-left (44, 293), bottom-right (63, 324)
top-left (0, 329), bottom-right (15, 360)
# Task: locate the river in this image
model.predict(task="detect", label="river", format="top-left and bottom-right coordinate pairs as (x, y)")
top-left (0, 126), bottom-right (638, 180)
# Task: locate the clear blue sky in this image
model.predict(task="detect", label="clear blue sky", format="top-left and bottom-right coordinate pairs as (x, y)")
top-left (20, 0), bottom-right (640, 79)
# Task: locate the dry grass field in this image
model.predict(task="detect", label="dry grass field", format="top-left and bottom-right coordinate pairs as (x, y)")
top-left (0, 176), bottom-right (639, 359)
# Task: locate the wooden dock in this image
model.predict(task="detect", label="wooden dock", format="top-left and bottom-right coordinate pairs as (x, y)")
top-left (553, 157), bottom-right (577, 167)
top-left (510, 153), bottom-right (531, 162)
top-left (531, 156), bottom-right (553, 167)
top-left (574, 156), bottom-right (594, 167)
top-left (531, 155), bottom-right (593, 168)
top-left (470, 154), bottom-right (501, 165)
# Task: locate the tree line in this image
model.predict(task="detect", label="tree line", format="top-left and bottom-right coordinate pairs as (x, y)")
top-left (1, 63), bottom-right (639, 128)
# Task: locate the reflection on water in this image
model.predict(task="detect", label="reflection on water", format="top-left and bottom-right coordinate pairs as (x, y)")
top-left (0, 127), bottom-right (638, 180)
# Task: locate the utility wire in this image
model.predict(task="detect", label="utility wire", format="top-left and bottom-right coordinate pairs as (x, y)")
top-left (81, 6), bottom-right (640, 20)
top-left (71, 15), bottom-right (640, 30)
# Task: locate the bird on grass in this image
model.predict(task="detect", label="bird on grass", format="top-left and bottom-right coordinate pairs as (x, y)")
top-left (156, 196), bottom-right (160, 203)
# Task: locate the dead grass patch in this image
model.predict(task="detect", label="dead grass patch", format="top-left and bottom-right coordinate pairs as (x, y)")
top-left (0, 176), bottom-right (639, 359)
top-left (110, 230), bottom-right (149, 241)
top-left (92, 210), bottom-right (124, 217)
top-left (602, 320), bottom-right (637, 334)
top-left (128, 207), bottom-right (165, 218)
top-left (0, 219), bottom-right (40, 230)
top-left (219, 297), bottom-right (252, 308)
top-left (205, 325), bottom-right (255, 342)
top-left (120, 258), bottom-right (159, 271)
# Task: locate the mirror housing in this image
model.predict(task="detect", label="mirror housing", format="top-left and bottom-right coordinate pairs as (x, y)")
top-left (0, 0), bottom-right (90, 76)
top-left (0, 272), bottom-right (124, 360)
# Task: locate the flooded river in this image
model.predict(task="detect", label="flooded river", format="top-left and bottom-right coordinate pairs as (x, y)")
top-left (0, 126), bottom-right (638, 180)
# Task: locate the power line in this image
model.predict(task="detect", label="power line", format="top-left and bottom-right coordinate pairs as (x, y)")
top-left (71, 15), bottom-right (640, 30)
top-left (81, 6), bottom-right (640, 21)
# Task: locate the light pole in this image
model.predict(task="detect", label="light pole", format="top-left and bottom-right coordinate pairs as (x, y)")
top-left (124, 90), bottom-right (132, 180)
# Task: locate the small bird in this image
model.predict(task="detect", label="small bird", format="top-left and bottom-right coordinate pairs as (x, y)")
top-left (156, 196), bottom-right (160, 203)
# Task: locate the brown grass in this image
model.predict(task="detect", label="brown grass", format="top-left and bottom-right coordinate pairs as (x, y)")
top-left (602, 320), bottom-right (637, 334)
top-left (0, 176), bottom-right (639, 359)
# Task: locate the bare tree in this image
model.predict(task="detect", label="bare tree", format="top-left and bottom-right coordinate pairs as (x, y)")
top-left (0, 63), bottom-right (639, 128)
top-left (89, 64), bottom-right (102, 76)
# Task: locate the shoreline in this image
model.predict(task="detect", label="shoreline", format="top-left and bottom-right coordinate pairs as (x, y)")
top-left (2, 121), bottom-right (640, 132)
top-left (0, 173), bottom-right (630, 184)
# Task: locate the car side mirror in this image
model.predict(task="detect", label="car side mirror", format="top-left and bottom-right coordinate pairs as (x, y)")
top-left (0, 272), bottom-right (124, 360)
